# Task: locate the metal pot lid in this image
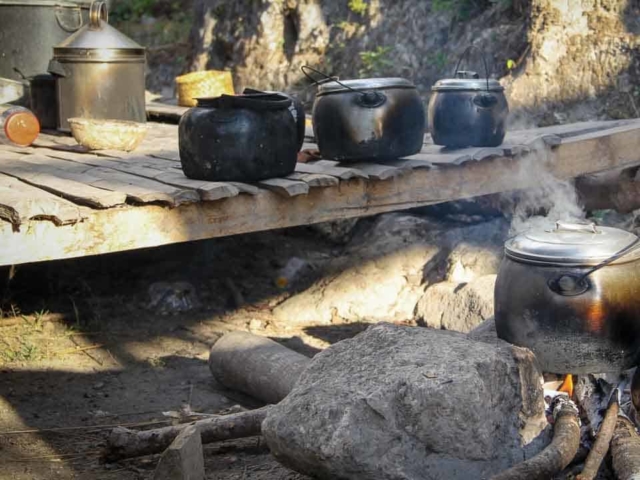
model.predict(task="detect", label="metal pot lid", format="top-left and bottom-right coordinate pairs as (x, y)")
top-left (53, 1), bottom-right (144, 60)
top-left (317, 77), bottom-right (416, 95)
top-left (505, 221), bottom-right (640, 266)
top-left (431, 78), bottom-right (504, 92)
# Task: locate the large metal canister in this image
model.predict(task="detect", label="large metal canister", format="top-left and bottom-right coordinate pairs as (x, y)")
top-left (48, 1), bottom-right (146, 132)
top-left (0, 0), bottom-right (96, 80)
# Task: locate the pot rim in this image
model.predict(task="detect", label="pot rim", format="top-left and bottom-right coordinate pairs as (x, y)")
top-left (52, 48), bottom-right (145, 62)
top-left (316, 77), bottom-right (416, 95)
top-left (431, 78), bottom-right (504, 92)
top-left (504, 245), bottom-right (640, 267)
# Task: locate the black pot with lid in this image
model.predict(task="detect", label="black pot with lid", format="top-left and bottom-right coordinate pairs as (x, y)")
top-left (179, 92), bottom-right (299, 182)
top-left (305, 66), bottom-right (426, 161)
top-left (428, 46), bottom-right (509, 148)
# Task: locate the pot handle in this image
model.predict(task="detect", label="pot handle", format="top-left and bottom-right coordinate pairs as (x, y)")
top-left (454, 45), bottom-right (492, 92)
top-left (47, 59), bottom-right (67, 78)
top-left (55, 5), bottom-right (83, 33)
top-left (89, 1), bottom-right (108, 29)
top-left (554, 221), bottom-right (599, 234)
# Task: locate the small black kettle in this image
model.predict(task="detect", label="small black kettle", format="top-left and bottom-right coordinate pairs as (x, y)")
top-left (427, 46), bottom-right (509, 148)
top-left (179, 92), bottom-right (299, 182)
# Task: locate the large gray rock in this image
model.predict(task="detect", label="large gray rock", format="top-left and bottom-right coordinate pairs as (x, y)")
top-left (272, 214), bottom-right (444, 327)
top-left (416, 275), bottom-right (496, 333)
top-left (272, 214), bottom-right (507, 328)
top-left (263, 324), bottom-right (549, 480)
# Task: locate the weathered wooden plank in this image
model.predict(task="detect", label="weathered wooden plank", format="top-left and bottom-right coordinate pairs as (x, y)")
top-left (146, 101), bottom-right (188, 123)
top-left (36, 149), bottom-right (199, 205)
top-left (0, 173), bottom-right (84, 226)
top-left (258, 178), bottom-right (309, 197)
top-left (149, 150), bottom-right (180, 162)
top-left (0, 158), bottom-right (126, 208)
top-left (23, 154), bottom-right (194, 205)
top-left (88, 167), bottom-right (199, 205)
top-left (227, 182), bottom-right (261, 195)
top-left (296, 161), bottom-right (368, 180)
top-left (153, 172), bottom-right (240, 201)
top-left (340, 162), bottom-right (407, 180)
top-left (2, 119), bottom-right (640, 266)
top-left (287, 172), bottom-right (339, 187)
top-left (378, 157), bottom-right (434, 170)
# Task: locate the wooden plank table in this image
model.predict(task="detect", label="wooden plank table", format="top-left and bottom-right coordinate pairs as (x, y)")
top-left (1, 116), bottom-right (640, 267)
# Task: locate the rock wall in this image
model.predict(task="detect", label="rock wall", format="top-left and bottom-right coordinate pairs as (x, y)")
top-left (505, 0), bottom-right (640, 124)
top-left (187, 0), bottom-right (639, 124)
top-left (188, 0), bottom-right (527, 104)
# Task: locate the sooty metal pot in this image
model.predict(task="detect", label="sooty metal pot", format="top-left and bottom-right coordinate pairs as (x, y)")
top-left (179, 93), bottom-right (299, 182)
top-left (428, 46), bottom-right (508, 148)
top-left (305, 67), bottom-right (425, 162)
top-left (495, 221), bottom-right (640, 374)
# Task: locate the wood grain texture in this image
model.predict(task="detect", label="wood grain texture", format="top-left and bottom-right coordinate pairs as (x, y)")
top-left (1, 119), bottom-right (640, 266)
top-left (0, 173), bottom-right (84, 226)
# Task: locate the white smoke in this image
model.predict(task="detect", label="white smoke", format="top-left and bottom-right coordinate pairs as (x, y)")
top-left (506, 148), bottom-right (586, 235)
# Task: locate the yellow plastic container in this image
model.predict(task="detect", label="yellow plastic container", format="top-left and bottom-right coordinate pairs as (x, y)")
top-left (176, 70), bottom-right (235, 107)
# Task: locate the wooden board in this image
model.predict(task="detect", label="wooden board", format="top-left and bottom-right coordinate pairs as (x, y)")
top-left (0, 173), bottom-right (84, 226)
top-left (0, 155), bottom-right (126, 208)
top-left (2, 118), bottom-right (640, 266)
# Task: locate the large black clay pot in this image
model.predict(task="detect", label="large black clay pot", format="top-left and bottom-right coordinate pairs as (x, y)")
top-left (179, 93), bottom-right (299, 182)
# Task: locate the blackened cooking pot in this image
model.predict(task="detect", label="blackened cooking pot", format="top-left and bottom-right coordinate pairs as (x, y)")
top-left (304, 67), bottom-right (425, 162)
top-left (428, 46), bottom-right (508, 148)
top-left (179, 93), bottom-right (299, 182)
top-left (243, 88), bottom-right (305, 152)
top-left (495, 221), bottom-right (640, 374)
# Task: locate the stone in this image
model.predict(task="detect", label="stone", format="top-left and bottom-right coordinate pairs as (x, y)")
top-left (416, 275), bottom-right (497, 333)
top-left (467, 317), bottom-right (500, 345)
top-left (309, 218), bottom-right (360, 245)
top-left (444, 243), bottom-right (502, 283)
top-left (272, 214), bottom-right (444, 326)
top-left (153, 425), bottom-right (204, 480)
top-left (262, 324), bottom-right (549, 480)
top-left (272, 215), bottom-right (508, 328)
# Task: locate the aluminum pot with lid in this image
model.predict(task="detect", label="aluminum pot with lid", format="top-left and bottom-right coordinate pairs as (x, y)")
top-left (48, 1), bottom-right (146, 132)
top-left (304, 66), bottom-right (425, 162)
top-left (428, 46), bottom-right (508, 148)
top-left (495, 221), bottom-right (640, 374)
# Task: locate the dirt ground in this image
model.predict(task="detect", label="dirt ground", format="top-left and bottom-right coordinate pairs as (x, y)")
top-left (0, 224), bottom-right (377, 479)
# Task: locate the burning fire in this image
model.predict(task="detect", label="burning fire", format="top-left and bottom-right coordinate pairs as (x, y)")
top-left (559, 374), bottom-right (574, 398)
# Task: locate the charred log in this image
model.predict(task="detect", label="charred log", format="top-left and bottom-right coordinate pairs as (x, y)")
top-left (490, 398), bottom-right (580, 480)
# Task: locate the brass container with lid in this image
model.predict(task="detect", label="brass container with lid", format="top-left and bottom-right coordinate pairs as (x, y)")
top-left (48, 1), bottom-right (146, 132)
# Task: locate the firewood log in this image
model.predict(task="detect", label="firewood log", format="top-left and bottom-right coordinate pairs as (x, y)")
top-left (611, 416), bottom-right (640, 480)
top-left (576, 392), bottom-right (619, 480)
top-left (208, 331), bottom-right (311, 404)
top-left (490, 399), bottom-right (580, 480)
top-left (105, 406), bottom-right (271, 461)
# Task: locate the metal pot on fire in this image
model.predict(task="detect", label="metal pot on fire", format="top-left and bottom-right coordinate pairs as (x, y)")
top-left (48, 1), bottom-right (146, 132)
top-left (428, 46), bottom-right (508, 148)
top-left (304, 66), bottom-right (425, 162)
top-left (495, 221), bottom-right (640, 374)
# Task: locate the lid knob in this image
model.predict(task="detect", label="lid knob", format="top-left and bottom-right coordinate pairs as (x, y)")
top-left (89, 1), bottom-right (108, 30)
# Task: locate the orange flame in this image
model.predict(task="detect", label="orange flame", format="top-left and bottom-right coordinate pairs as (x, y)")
top-left (559, 374), bottom-right (574, 398)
